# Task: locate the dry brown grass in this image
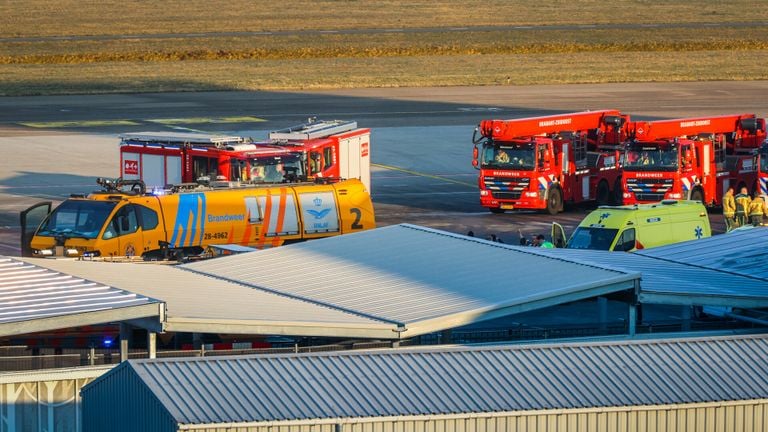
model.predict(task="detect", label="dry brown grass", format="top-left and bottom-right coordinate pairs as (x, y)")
top-left (1, 1), bottom-right (768, 95)
top-left (2, 1), bottom-right (765, 37)
top-left (3, 50), bottom-right (768, 96)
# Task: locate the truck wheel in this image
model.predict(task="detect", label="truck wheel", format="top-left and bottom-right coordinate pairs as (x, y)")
top-left (690, 189), bottom-right (704, 204)
top-left (489, 207), bottom-right (506, 214)
top-left (596, 181), bottom-right (610, 206)
top-left (546, 188), bottom-right (562, 215)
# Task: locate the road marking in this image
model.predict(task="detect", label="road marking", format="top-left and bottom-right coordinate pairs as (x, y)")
top-left (372, 163), bottom-right (476, 187)
top-left (20, 120), bottom-right (141, 128)
top-left (147, 116), bottom-right (267, 125)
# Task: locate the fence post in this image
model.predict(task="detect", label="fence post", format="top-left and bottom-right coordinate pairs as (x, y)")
top-left (89, 347), bottom-right (95, 366)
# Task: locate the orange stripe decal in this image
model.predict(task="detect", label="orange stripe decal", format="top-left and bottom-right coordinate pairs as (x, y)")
top-left (272, 188), bottom-right (288, 247)
top-left (257, 191), bottom-right (272, 249)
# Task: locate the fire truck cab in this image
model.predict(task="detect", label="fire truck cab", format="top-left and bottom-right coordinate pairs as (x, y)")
top-left (120, 119), bottom-right (371, 191)
top-left (622, 114), bottom-right (765, 206)
top-left (472, 110), bottom-right (629, 215)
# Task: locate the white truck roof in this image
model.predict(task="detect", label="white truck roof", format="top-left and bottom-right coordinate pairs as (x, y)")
top-left (269, 120), bottom-right (358, 141)
top-left (120, 132), bottom-right (246, 146)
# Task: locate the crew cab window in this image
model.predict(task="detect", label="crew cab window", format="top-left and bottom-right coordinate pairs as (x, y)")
top-left (193, 156), bottom-right (218, 180)
top-left (310, 151), bottom-right (323, 174)
top-left (103, 205), bottom-right (139, 239)
top-left (137, 205), bottom-right (159, 230)
top-left (323, 147), bottom-right (334, 170)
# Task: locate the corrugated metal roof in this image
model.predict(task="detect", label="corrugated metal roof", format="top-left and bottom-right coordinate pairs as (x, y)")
top-left (522, 246), bottom-right (768, 308)
top-left (0, 257), bottom-right (162, 336)
top-left (96, 334), bottom-right (768, 426)
top-left (22, 258), bottom-right (396, 338)
top-left (182, 224), bottom-right (639, 334)
top-left (636, 227), bottom-right (768, 281)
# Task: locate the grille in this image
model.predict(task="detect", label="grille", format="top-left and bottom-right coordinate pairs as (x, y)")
top-left (483, 176), bottom-right (530, 201)
top-left (635, 193), bottom-right (667, 201)
top-left (493, 191), bottom-right (522, 200)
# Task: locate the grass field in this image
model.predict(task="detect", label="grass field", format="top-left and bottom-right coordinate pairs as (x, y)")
top-left (1, 1), bottom-right (767, 95)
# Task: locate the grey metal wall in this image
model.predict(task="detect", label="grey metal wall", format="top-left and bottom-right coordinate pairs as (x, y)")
top-left (340, 402), bottom-right (768, 432)
top-left (82, 363), bottom-right (176, 432)
top-left (0, 367), bottom-right (108, 432)
top-left (184, 401), bottom-right (768, 432)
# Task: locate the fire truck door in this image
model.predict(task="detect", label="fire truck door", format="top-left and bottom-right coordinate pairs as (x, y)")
top-left (100, 204), bottom-right (144, 257)
top-left (20, 201), bottom-right (51, 257)
top-left (551, 222), bottom-right (567, 248)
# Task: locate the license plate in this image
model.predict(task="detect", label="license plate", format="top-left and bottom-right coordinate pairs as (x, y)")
top-left (500, 204), bottom-right (515, 210)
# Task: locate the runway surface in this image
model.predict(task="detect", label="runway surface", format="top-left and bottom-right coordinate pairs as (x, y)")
top-left (2, 81), bottom-right (763, 256)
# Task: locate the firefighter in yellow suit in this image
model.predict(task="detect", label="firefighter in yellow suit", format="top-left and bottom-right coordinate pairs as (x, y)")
top-left (734, 187), bottom-right (752, 228)
top-left (722, 186), bottom-right (736, 232)
top-left (749, 193), bottom-right (767, 226)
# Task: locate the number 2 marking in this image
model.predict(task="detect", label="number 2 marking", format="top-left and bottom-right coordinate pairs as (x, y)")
top-left (350, 208), bottom-right (363, 229)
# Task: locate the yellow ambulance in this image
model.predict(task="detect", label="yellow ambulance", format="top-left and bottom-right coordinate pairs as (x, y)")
top-left (552, 200), bottom-right (711, 251)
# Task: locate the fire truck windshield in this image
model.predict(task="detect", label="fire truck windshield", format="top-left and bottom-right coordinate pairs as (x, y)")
top-left (36, 200), bottom-right (117, 240)
top-left (624, 145), bottom-right (678, 171)
top-left (567, 227), bottom-right (618, 250)
top-left (249, 155), bottom-right (304, 183)
top-left (760, 148), bottom-right (768, 172)
top-left (481, 144), bottom-right (535, 170)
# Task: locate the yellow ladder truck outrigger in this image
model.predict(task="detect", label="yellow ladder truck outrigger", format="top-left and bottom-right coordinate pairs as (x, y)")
top-left (20, 177), bottom-right (375, 260)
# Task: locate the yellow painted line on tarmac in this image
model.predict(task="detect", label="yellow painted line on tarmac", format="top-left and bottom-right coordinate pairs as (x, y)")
top-left (20, 120), bottom-right (141, 128)
top-left (372, 163), bottom-right (475, 187)
top-left (147, 116), bottom-right (267, 125)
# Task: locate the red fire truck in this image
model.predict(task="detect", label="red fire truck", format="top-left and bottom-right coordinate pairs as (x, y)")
top-left (759, 140), bottom-right (768, 197)
top-left (621, 114), bottom-right (765, 206)
top-left (472, 110), bottom-right (629, 214)
top-left (119, 119), bottom-right (371, 191)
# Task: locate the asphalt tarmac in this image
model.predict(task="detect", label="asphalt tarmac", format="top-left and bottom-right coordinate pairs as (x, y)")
top-left (2, 81), bottom-right (765, 332)
top-left (2, 81), bottom-right (763, 257)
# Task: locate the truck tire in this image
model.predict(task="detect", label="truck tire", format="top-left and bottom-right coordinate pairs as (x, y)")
top-left (546, 188), bottom-right (562, 215)
top-left (690, 188), bottom-right (704, 204)
top-left (489, 207), bottom-right (506, 214)
top-left (596, 180), bottom-right (610, 206)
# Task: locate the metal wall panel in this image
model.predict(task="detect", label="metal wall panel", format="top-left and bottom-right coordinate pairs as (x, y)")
top-left (0, 367), bottom-right (108, 432)
top-left (336, 402), bottom-right (767, 432)
top-left (82, 362), bottom-right (176, 432)
top-left (87, 336), bottom-right (768, 428)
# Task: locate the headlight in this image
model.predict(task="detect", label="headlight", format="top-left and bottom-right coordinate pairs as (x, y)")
top-left (623, 192), bottom-right (632, 198)
top-left (480, 190), bottom-right (489, 196)
top-left (524, 191), bottom-right (538, 197)
top-left (669, 193), bottom-right (682, 199)
top-left (65, 248), bottom-right (80, 257)
top-left (35, 249), bottom-right (54, 256)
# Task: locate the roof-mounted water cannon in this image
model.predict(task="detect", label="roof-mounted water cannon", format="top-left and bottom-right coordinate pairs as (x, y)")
top-left (96, 177), bottom-right (146, 195)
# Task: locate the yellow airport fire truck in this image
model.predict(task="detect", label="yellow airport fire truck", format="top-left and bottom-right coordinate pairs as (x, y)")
top-left (21, 177), bottom-right (374, 260)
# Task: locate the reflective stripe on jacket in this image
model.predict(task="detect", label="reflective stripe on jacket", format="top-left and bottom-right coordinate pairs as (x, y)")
top-left (734, 194), bottom-right (751, 215)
